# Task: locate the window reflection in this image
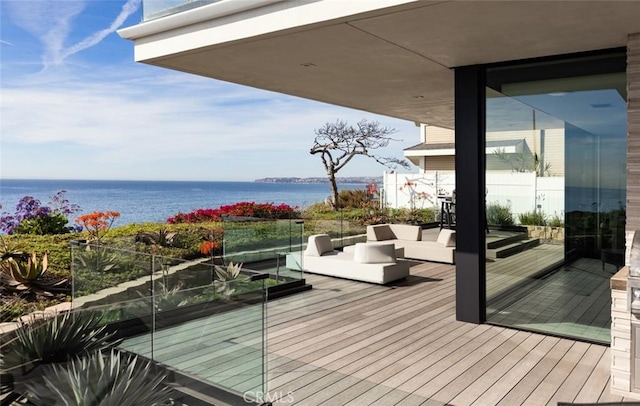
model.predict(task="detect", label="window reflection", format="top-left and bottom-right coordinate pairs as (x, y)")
top-left (485, 70), bottom-right (626, 344)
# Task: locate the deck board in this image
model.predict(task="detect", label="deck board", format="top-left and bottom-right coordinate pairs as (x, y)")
top-left (120, 257), bottom-right (626, 405)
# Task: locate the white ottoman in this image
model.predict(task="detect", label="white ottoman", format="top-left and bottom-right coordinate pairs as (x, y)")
top-left (343, 243), bottom-right (404, 258)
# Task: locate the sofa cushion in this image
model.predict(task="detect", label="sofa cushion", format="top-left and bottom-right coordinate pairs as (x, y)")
top-left (437, 229), bottom-right (456, 247)
top-left (367, 225), bottom-right (396, 241)
top-left (353, 243), bottom-right (397, 264)
top-left (390, 224), bottom-right (422, 241)
top-left (305, 234), bottom-right (334, 256)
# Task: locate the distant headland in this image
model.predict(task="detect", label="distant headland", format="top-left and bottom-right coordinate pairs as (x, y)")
top-left (255, 176), bottom-right (382, 184)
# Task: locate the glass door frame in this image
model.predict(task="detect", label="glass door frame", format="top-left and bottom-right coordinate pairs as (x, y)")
top-left (454, 48), bottom-right (626, 325)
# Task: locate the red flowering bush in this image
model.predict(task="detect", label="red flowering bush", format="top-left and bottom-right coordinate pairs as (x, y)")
top-left (167, 202), bottom-right (299, 224)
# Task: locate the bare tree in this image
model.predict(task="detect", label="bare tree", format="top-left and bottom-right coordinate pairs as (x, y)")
top-left (310, 119), bottom-right (410, 210)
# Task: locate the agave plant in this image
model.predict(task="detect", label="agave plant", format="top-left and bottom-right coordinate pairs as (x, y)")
top-left (135, 227), bottom-right (177, 248)
top-left (25, 349), bottom-right (173, 406)
top-left (214, 261), bottom-right (244, 282)
top-left (135, 281), bottom-right (190, 312)
top-left (0, 236), bottom-right (25, 262)
top-left (1, 310), bottom-right (120, 372)
top-left (73, 244), bottom-right (120, 273)
top-left (213, 261), bottom-right (248, 297)
top-left (0, 252), bottom-right (69, 296)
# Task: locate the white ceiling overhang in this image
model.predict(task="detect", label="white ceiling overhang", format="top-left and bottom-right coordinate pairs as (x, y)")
top-left (120, 0), bottom-right (640, 128)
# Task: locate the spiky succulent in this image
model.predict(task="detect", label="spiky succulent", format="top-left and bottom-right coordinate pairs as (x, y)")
top-left (1, 252), bottom-right (68, 296)
top-left (1, 310), bottom-right (120, 371)
top-left (25, 349), bottom-right (173, 406)
top-left (213, 261), bottom-right (248, 297)
top-left (213, 261), bottom-right (245, 282)
top-left (73, 245), bottom-right (120, 273)
top-left (135, 228), bottom-right (177, 247)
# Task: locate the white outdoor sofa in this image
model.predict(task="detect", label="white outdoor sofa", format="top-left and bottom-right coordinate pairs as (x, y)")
top-left (301, 234), bottom-right (410, 284)
top-left (367, 224), bottom-right (456, 264)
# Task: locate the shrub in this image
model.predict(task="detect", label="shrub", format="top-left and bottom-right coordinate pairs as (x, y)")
top-left (548, 213), bottom-right (564, 228)
top-left (386, 208), bottom-right (436, 224)
top-left (13, 213), bottom-right (71, 235)
top-left (518, 210), bottom-right (547, 226)
top-left (486, 202), bottom-right (515, 226)
top-left (0, 191), bottom-right (81, 235)
top-left (337, 189), bottom-right (368, 209)
top-left (168, 202), bottom-right (299, 224)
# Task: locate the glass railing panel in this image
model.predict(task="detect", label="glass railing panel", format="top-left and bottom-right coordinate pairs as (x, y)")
top-left (336, 215), bottom-right (367, 248)
top-left (142, 0), bottom-right (219, 21)
top-left (302, 214), bottom-right (367, 250)
top-left (149, 270), bottom-right (268, 399)
top-left (283, 219), bottom-right (304, 281)
top-left (222, 216), bottom-right (305, 283)
top-left (86, 244), bottom-right (270, 399)
top-left (71, 242), bottom-right (153, 309)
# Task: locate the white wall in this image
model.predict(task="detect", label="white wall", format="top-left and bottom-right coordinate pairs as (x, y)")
top-left (486, 173), bottom-right (564, 221)
top-left (383, 170), bottom-right (565, 223)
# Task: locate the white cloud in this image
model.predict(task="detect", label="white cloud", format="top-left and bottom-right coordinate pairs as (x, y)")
top-left (1, 67), bottom-right (417, 180)
top-left (1, 1), bottom-right (418, 181)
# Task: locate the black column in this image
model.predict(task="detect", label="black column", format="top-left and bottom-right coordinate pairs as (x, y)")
top-left (454, 65), bottom-right (486, 324)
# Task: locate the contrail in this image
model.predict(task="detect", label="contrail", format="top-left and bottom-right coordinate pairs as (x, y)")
top-left (59, 0), bottom-right (141, 63)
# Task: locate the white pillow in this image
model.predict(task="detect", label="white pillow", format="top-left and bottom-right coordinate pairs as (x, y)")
top-left (437, 229), bottom-right (456, 247)
top-left (353, 243), bottom-right (396, 264)
top-left (305, 234), bottom-right (334, 256)
top-left (390, 224), bottom-right (421, 241)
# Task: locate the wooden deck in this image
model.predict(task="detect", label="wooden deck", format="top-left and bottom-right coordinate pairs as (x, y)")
top-left (121, 259), bottom-right (632, 405)
top-left (486, 244), bottom-right (611, 344)
top-left (267, 262), bottom-right (627, 405)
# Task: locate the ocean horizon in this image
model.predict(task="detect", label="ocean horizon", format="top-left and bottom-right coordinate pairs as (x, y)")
top-left (0, 179), bottom-right (365, 226)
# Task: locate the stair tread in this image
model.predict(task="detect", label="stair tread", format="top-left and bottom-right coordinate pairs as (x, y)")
top-left (487, 238), bottom-right (540, 258)
top-left (486, 233), bottom-right (528, 249)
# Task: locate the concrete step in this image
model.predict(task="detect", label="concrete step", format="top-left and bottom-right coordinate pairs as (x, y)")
top-left (487, 238), bottom-right (540, 259)
top-left (486, 233), bottom-right (528, 250)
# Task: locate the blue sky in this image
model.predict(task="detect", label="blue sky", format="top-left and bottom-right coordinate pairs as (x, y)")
top-left (0, 0), bottom-right (419, 181)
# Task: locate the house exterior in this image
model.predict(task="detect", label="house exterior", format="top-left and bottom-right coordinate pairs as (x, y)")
top-left (119, 0), bottom-right (640, 397)
top-left (395, 122), bottom-right (566, 220)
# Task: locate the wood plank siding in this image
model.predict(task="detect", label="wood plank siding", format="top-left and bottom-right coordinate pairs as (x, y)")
top-left (628, 33), bottom-right (640, 235)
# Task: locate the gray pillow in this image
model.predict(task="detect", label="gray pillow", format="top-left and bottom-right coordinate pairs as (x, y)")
top-left (305, 234), bottom-right (333, 256)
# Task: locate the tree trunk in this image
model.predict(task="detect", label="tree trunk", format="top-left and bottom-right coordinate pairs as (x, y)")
top-left (328, 171), bottom-right (339, 211)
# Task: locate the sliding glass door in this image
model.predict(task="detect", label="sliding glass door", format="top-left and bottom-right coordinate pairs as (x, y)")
top-left (484, 54), bottom-right (626, 343)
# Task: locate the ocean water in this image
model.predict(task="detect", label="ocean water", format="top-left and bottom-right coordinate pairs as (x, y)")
top-left (0, 179), bottom-right (362, 226)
